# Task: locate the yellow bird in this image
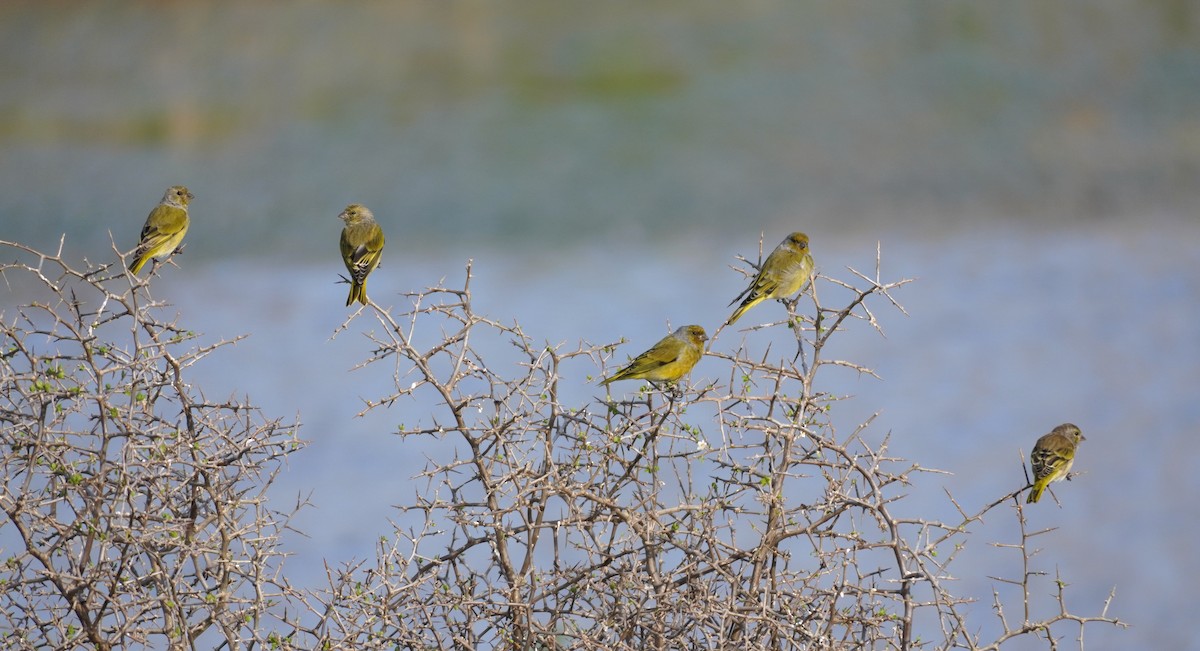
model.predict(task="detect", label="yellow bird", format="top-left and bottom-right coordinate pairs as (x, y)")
top-left (128, 185), bottom-right (193, 274)
top-left (338, 204), bottom-right (386, 306)
top-left (601, 325), bottom-right (708, 387)
top-left (1027, 423), bottom-right (1086, 503)
top-left (726, 231), bottom-right (814, 325)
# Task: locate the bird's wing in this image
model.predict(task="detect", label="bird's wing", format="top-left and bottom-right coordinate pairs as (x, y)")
top-left (343, 224), bottom-right (384, 263)
top-left (340, 230), bottom-right (363, 264)
top-left (140, 205), bottom-right (186, 241)
top-left (366, 225), bottom-right (385, 253)
top-left (1032, 439), bottom-right (1073, 476)
top-left (730, 267), bottom-right (774, 306)
top-left (748, 272), bottom-right (782, 303)
top-left (623, 337), bottom-right (684, 374)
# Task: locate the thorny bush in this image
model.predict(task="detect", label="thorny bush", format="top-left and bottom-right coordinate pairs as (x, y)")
top-left (0, 238), bottom-right (1123, 650)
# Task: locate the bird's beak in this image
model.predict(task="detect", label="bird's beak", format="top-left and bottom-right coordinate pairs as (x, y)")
top-left (187, 192), bottom-right (195, 200)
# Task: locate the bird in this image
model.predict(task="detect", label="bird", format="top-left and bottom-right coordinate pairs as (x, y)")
top-left (600, 325), bottom-right (708, 387)
top-left (1027, 423), bottom-right (1086, 503)
top-left (726, 231), bottom-right (814, 326)
top-left (128, 185), bottom-right (193, 274)
top-left (338, 203), bottom-right (386, 306)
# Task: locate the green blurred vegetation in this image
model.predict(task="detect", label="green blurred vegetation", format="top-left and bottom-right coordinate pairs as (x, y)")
top-left (0, 0), bottom-right (1197, 257)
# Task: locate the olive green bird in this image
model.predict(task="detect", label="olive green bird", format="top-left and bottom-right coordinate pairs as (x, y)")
top-left (600, 325), bottom-right (708, 387)
top-left (1027, 423), bottom-right (1086, 503)
top-left (128, 185), bottom-right (194, 274)
top-left (338, 204), bottom-right (386, 306)
top-left (726, 231), bottom-right (814, 326)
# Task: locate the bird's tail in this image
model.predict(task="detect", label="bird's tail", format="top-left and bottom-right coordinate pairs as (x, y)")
top-left (346, 281), bottom-right (369, 306)
top-left (725, 298), bottom-right (759, 326)
top-left (1026, 481), bottom-right (1046, 504)
top-left (128, 254), bottom-right (148, 275)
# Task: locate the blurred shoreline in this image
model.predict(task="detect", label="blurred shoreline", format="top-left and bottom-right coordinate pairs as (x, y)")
top-left (2, 1), bottom-right (1198, 259)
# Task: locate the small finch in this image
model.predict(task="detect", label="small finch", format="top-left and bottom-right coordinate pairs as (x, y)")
top-left (1027, 423), bottom-right (1086, 504)
top-left (726, 232), bottom-right (814, 326)
top-left (338, 204), bottom-right (386, 306)
top-left (600, 325), bottom-right (708, 387)
top-left (128, 185), bottom-right (193, 275)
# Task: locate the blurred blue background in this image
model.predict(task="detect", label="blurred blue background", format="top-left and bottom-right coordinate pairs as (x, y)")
top-left (2, 2), bottom-right (1198, 648)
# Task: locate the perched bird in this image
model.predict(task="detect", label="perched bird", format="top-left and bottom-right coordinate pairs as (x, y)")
top-left (338, 204), bottom-right (386, 306)
top-left (1027, 423), bottom-right (1086, 503)
top-left (128, 185), bottom-right (193, 274)
top-left (601, 325), bottom-right (708, 387)
top-left (726, 231), bottom-right (814, 326)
